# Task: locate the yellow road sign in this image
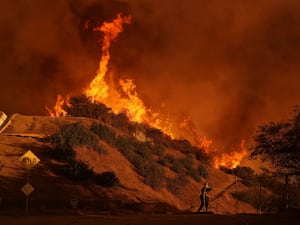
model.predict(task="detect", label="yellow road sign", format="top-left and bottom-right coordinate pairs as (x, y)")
top-left (21, 183), bottom-right (34, 196)
top-left (19, 150), bottom-right (40, 169)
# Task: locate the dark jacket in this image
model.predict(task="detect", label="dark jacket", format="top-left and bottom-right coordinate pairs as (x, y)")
top-left (200, 186), bottom-right (212, 201)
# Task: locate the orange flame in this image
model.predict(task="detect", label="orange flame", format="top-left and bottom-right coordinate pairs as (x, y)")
top-left (179, 117), bottom-right (212, 151)
top-left (85, 14), bottom-right (132, 101)
top-left (46, 94), bottom-right (69, 117)
top-left (213, 140), bottom-right (248, 169)
top-left (82, 14), bottom-right (174, 136)
top-left (49, 14), bottom-right (174, 137)
top-left (48, 14), bottom-right (246, 165)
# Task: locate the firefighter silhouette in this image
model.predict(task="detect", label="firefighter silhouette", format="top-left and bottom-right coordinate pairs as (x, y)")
top-left (197, 182), bottom-right (212, 213)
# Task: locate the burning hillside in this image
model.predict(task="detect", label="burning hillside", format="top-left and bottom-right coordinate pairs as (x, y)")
top-left (2, 0), bottom-right (299, 170)
top-left (1, 1), bottom-right (300, 216)
top-left (46, 14), bottom-right (248, 169)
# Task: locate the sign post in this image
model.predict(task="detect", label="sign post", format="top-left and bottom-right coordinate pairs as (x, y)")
top-left (19, 150), bottom-right (40, 214)
top-left (21, 183), bottom-right (35, 213)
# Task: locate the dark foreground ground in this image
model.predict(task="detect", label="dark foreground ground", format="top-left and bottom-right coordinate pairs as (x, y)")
top-left (0, 213), bottom-right (299, 225)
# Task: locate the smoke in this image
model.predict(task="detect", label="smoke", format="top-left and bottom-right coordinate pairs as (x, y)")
top-left (0, 0), bottom-right (128, 114)
top-left (112, 0), bottom-right (300, 150)
top-left (1, 0), bottom-right (299, 151)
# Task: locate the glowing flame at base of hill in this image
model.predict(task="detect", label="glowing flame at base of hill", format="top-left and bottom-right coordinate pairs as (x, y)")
top-left (213, 140), bottom-right (248, 169)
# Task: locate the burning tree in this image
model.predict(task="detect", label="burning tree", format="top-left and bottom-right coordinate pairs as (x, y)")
top-left (250, 106), bottom-right (300, 175)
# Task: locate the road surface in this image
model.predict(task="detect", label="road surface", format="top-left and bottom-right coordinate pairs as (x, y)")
top-left (0, 213), bottom-right (299, 225)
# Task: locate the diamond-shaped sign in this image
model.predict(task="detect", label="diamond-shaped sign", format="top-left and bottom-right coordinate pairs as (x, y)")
top-left (19, 150), bottom-right (40, 170)
top-left (21, 183), bottom-right (34, 196)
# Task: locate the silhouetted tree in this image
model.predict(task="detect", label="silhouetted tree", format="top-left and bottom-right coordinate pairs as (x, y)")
top-left (250, 106), bottom-right (300, 175)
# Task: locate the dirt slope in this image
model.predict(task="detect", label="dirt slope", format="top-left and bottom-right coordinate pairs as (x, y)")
top-left (0, 114), bottom-right (257, 214)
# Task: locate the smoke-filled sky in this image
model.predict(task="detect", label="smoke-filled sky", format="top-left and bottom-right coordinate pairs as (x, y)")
top-left (1, 0), bottom-right (299, 151)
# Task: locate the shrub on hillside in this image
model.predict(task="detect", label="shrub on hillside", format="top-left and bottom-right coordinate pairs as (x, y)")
top-left (111, 112), bottom-right (134, 133)
top-left (135, 141), bottom-right (153, 160)
top-left (157, 157), bottom-right (168, 166)
top-left (194, 150), bottom-right (211, 164)
top-left (170, 158), bottom-right (186, 174)
top-left (49, 122), bottom-right (99, 150)
top-left (115, 136), bottom-right (156, 161)
top-left (197, 164), bottom-right (209, 178)
top-left (141, 161), bottom-right (165, 189)
top-left (151, 144), bottom-right (165, 156)
top-left (64, 95), bottom-right (111, 120)
top-left (145, 127), bottom-right (164, 141)
top-left (219, 166), bottom-right (234, 175)
top-left (188, 168), bottom-right (202, 182)
top-left (145, 127), bottom-right (173, 147)
top-left (115, 136), bottom-right (137, 152)
top-left (90, 122), bottom-right (116, 145)
top-left (94, 171), bottom-right (120, 187)
top-left (114, 135), bottom-right (165, 188)
top-left (159, 154), bottom-right (182, 171)
top-left (181, 157), bottom-right (193, 171)
top-left (161, 154), bottom-right (175, 166)
top-left (220, 166), bottom-right (255, 178)
top-left (187, 164), bottom-right (208, 181)
top-left (166, 174), bottom-right (187, 195)
top-left (93, 144), bottom-right (108, 155)
top-left (172, 139), bottom-right (193, 153)
top-left (62, 160), bottom-right (93, 181)
top-left (233, 166), bottom-right (255, 178)
top-left (51, 145), bottom-right (75, 161)
top-left (45, 122), bottom-right (102, 161)
top-left (115, 136), bottom-right (139, 163)
top-left (186, 153), bottom-right (196, 160)
top-left (160, 155), bottom-right (193, 174)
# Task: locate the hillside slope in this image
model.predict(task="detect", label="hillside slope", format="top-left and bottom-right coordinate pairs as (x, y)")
top-left (0, 114), bottom-right (257, 214)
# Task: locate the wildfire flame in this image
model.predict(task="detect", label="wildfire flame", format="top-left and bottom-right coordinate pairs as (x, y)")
top-left (47, 13), bottom-right (247, 169)
top-left (48, 14), bottom-right (174, 137)
top-left (46, 94), bottom-right (69, 117)
top-left (213, 140), bottom-right (248, 169)
top-left (85, 14), bottom-right (132, 101)
top-left (179, 117), bottom-right (212, 151)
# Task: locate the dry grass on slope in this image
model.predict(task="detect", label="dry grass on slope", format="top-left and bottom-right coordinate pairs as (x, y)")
top-left (74, 144), bottom-right (258, 214)
top-left (74, 144), bottom-right (191, 211)
top-left (0, 114), bottom-right (258, 214)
